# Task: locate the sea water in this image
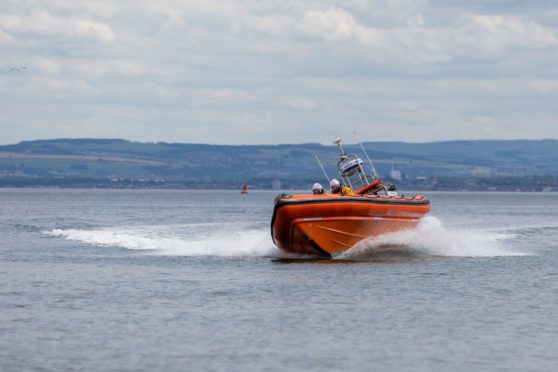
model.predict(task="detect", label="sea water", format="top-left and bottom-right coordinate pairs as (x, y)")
top-left (1, 189), bottom-right (557, 371)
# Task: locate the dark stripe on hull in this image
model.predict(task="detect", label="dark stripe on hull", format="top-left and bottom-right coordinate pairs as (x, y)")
top-left (276, 197), bottom-right (430, 209)
top-left (309, 239), bottom-right (332, 258)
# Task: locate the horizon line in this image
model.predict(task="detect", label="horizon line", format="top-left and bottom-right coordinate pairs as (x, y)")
top-left (1, 137), bottom-right (557, 147)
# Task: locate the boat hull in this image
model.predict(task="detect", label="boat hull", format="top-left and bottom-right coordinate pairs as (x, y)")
top-left (271, 194), bottom-right (430, 257)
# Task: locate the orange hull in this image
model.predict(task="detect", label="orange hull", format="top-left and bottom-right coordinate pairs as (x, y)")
top-left (271, 193), bottom-right (431, 257)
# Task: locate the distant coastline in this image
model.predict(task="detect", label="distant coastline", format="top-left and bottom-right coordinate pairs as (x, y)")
top-left (0, 175), bottom-right (556, 192)
top-left (1, 138), bottom-right (557, 192)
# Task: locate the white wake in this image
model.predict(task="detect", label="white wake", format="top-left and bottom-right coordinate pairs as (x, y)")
top-left (45, 216), bottom-right (527, 259)
top-left (45, 226), bottom-right (280, 257)
top-left (342, 216), bottom-right (527, 258)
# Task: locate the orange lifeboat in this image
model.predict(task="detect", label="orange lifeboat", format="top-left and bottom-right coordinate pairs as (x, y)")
top-left (270, 137), bottom-right (431, 257)
top-left (271, 193), bottom-right (430, 257)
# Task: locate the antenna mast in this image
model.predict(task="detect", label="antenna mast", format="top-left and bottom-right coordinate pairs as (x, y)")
top-left (359, 142), bottom-right (379, 180)
top-left (353, 131), bottom-right (380, 180)
top-left (315, 155), bottom-right (331, 184)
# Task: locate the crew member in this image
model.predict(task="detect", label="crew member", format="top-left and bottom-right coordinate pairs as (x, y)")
top-left (387, 184), bottom-right (398, 197)
top-left (330, 179), bottom-right (353, 195)
top-left (341, 185), bottom-right (354, 195)
top-left (330, 179), bottom-right (341, 194)
top-left (312, 183), bottom-right (325, 194)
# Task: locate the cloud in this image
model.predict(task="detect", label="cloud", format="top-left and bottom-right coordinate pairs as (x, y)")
top-left (0, 10), bottom-right (115, 44)
top-left (197, 88), bottom-right (251, 100)
top-left (289, 99), bottom-right (317, 110)
top-left (34, 58), bottom-right (61, 74)
top-left (0, 0), bottom-right (557, 145)
top-left (465, 15), bottom-right (557, 50)
top-left (69, 59), bottom-right (144, 77)
top-left (74, 20), bottom-right (115, 43)
top-left (298, 6), bottom-right (385, 46)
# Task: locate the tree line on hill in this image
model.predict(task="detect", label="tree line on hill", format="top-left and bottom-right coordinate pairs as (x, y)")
top-left (0, 138), bottom-right (557, 191)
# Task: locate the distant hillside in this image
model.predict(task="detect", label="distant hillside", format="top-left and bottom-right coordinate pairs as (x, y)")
top-left (1, 138), bottom-right (557, 189)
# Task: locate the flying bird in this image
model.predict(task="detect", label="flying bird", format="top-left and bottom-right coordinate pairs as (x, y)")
top-left (10, 66), bottom-right (26, 72)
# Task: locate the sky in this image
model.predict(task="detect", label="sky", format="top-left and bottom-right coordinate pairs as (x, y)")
top-left (1, 0), bottom-right (558, 145)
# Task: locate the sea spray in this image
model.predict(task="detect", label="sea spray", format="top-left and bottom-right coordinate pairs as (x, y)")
top-left (46, 216), bottom-right (527, 259)
top-left (46, 226), bottom-right (280, 257)
top-left (341, 216), bottom-right (526, 258)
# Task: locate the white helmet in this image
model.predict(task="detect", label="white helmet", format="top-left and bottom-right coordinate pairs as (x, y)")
top-left (330, 179), bottom-right (340, 189)
top-left (312, 182), bottom-right (323, 191)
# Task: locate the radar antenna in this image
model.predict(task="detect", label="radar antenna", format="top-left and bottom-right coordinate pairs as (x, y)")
top-left (333, 138), bottom-right (345, 156)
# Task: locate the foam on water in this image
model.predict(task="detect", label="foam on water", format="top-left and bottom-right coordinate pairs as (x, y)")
top-left (45, 226), bottom-right (280, 257)
top-left (45, 216), bottom-right (528, 259)
top-left (342, 216), bottom-right (527, 258)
